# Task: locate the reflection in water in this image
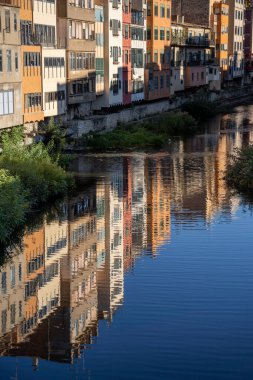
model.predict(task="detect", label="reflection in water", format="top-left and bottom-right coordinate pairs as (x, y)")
top-left (0, 111), bottom-right (252, 376)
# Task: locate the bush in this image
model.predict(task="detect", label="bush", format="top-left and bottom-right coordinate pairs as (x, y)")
top-left (0, 127), bottom-right (73, 243)
top-left (0, 169), bottom-right (27, 241)
top-left (226, 146), bottom-right (253, 191)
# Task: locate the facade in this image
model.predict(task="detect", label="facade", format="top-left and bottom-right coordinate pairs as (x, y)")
top-left (213, 1), bottom-right (229, 77)
top-left (57, 0), bottom-right (96, 116)
top-left (145, 0), bottom-right (171, 101)
top-left (0, 0), bottom-right (22, 129)
top-left (20, 0), bottom-right (44, 126)
top-left (33, 0), bottom-right (66, 119)
top-left (244, 0), bottom-right (253, 81)
top-left (131, 0), bottom-right (147, 102)
top-left (170, 21), bottom-right (219, 93)
top-left (95, 4), bottom-right (105, 96)
top-left (94, 0), bottom-right (123, 109)
top-left (0, 0), bottom-right (250, 130)
top-left (122, 0), bottom-right (132, 105)
top-left (227, 0), bottom-right (245, 81)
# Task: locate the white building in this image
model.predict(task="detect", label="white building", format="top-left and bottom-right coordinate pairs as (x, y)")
top-left (131, 0), bottom-right (147, 102)
top-left (227, 0), bottom-right (245, 81)
top-left (94, 0), bottom-right (123, 109)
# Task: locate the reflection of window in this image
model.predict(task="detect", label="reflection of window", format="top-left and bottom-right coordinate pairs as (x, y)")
top-left (10, 266), bottom-right (15, 288)
top-left (1, 310), bottom-right (7, 334)
top-left (10, 304), bottom-right (16, 325)
top-left (1, 272), bottom-right (7, 294)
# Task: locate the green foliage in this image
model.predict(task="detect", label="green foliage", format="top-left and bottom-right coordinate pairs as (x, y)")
top-left (0, 169), bottom-right (27, 241)
top-left (226, 146), bottom-right (253, 192)
top-left (83, 111), bottom-right (197, 151)
top-left (146, 111), bottom-right (198, 135)
top-left (84, 127), bottom-right (165, 151)
top-left (0, 127), bottom-right (73, 243)
top-left (41, 118), bottom-right (66, 162)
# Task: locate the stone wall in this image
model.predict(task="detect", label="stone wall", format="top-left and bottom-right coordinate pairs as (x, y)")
top-left (66, 85), bottom-right (253, 138)
top-left (172, 0), bottom-right (210, 26)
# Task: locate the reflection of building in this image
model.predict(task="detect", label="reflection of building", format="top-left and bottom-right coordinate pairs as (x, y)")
top-left (123, 158), bottom-right (133, 272)
top-left (146, 159), bottom-right (171, 254)
top-left (96, 179), bottom-right (106, 270)
top-left (0, 248), bottom-right (25, 355)
top-left (64, 190), bottom-right (98, 351)
top-left (131, 156), bottom-right (147, 257)
top-left (97, 162), bottom-right (124, 320)
top-left (23, 227), bottom-right (45, 336)
top-left (37, 206), bottom-right (69, 325)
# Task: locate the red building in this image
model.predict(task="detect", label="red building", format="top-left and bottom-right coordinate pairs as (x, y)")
top-left (122, 0), bottom-right (132, 105)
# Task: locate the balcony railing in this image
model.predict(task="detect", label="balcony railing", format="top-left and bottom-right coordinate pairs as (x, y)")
top-left (171, 36), bottom-right (214, 48)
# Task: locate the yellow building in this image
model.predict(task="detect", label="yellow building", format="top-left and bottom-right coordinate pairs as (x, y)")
top-left (213, 1), bottom-right (229, 75)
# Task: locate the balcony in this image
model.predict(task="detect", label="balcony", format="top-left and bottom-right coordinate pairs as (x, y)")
top-left (0, 0), bottom-right (20, 5)
top-left (171, 35), bottom-right (214, 48)
top-left (131, 12), bottom-right (144, 26)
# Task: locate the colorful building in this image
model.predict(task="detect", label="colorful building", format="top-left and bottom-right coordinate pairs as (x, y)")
top-left (122, 0), bottom-right (132, 105)
top-left (213, 1), bottom-right (229, 77)
top-left (145, 0), bottom-right (171, 101)
top-left (20, 0), bottom-right (44, 128)
top-left (0, 0), bottom-right (23, 129)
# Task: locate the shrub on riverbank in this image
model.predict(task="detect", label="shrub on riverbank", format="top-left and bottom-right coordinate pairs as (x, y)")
top-left (226, 146), bottom-right (253, 191)
top-left (83, 111), bottom-right (197, 151)
top-left (0, 128), bottom-right (73, 243)
top-left (0, 169), bottom-right (27, 241)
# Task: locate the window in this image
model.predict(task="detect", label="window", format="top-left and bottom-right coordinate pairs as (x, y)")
top-left (0, 50), bottom-right (2, 72)
top-left (154, 27), bottom-right (158, 40)
top-left (14, 13), bottom-right (17, 31)
top-left (0, 91), bottom-right (14, 115)
top-left (5, 10), bottom-right (10, 33)
top-left (15, 52), bottom-right (18, 71)
top-left (6, 49), bottom-right (12, 72)
top-left (154, 3), bottom-right (158, 16)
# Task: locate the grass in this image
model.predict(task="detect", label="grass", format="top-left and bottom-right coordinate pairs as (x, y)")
top-left (82, 111), bottom-right (198, 151)
top-left (226, 146), bottom-right (253, 192)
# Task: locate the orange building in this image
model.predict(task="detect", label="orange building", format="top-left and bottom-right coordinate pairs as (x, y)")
top-left (146, 158), bottom-right (171, 254)
top-left (145, 0), bottom-right (171, 101)
top-left (213, 1), bottom-right (229, 76)
top-left (23, 226), bottom-right (45, 336)
top-left (20, 0), bottom-right (44, 126)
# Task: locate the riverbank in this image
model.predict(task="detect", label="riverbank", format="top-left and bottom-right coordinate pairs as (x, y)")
top-left (80, 111), bottom-right (198, 151)
top-left (0, 129), bottom-right (73, 244)
top-left (66, 85), bottom-right (253, 138)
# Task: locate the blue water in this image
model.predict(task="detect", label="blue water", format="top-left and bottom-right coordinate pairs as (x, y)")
top-left (1, 107), bottom-right (253, 379)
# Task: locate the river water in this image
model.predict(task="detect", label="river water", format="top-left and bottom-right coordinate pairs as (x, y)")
top-left (1, 105), bottom-right (253, 379)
